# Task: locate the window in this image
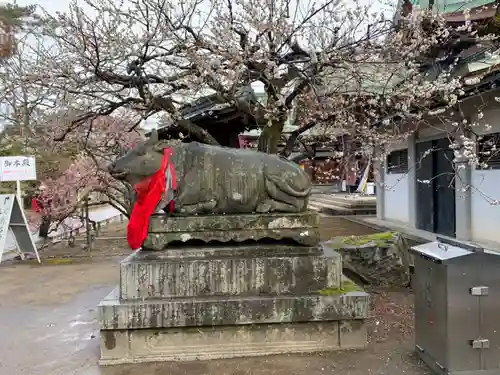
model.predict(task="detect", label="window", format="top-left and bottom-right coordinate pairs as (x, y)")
top-left (387, 149), bottom-right (409, 174)
top-left (477, 133), bottom-right (500, 170)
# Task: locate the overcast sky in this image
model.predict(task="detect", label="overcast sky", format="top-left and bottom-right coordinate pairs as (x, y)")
top-left (16, 0), bottom-right (68, 13)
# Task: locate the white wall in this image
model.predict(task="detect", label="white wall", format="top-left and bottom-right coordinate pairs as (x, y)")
top-left (469, 106), bottom-right (500, 243)
top-left (383, 173), bottom-right (410, 224)
top-left (380, 139), bottom-right (410, 223)
top-left (471, 169), bottom-right (500, 243)
top-left (377, 97), bottom-right (500, 242)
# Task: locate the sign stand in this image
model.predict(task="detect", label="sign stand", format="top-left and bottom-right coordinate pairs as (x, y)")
top-left (0, 194), bottom-right (40, 264)
top-left (15, 180), bottom-right (21, 205)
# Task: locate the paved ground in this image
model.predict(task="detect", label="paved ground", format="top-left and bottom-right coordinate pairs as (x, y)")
top-left (318, 216), bottom-right (379, 239)
top-left (0, 260), bottom-right (431, 375)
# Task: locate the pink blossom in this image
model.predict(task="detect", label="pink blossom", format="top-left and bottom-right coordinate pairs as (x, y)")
top-left (37, 115), bottom-right (141, 223)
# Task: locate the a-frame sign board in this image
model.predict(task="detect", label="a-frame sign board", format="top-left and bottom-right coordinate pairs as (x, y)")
top-left (0, 194), bottom-right (40, 264)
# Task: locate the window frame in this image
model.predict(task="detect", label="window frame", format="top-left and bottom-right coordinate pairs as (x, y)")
top-left (386, 148), bottom-right (409, 174)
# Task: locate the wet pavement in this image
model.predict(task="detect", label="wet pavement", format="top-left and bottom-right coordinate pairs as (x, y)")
top-left (0, 288), bottom-right (106, 375)
top-left (0, 260), bottom-right (430, 375)
top-left (0, 262), bottom-right (119, 375)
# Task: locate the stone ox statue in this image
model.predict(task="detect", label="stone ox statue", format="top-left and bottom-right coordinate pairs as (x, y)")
top-left (108, 130), bottom-right (312, 214)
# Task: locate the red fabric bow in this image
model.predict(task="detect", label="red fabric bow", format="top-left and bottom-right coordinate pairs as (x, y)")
top-left (127, 148), bottom-right (176, 250)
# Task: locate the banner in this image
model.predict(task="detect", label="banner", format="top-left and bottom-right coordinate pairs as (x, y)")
top-left (356, 158), bottom-right (372, 194)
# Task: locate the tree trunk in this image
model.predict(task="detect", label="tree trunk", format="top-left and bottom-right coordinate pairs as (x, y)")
top-left (258, 118), bottom-right (286, 154)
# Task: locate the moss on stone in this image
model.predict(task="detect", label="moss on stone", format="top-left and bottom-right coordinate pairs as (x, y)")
top-left (318, 280), bottom-right (364, 296)
top-left (327, 231), bottom-right (397, 249)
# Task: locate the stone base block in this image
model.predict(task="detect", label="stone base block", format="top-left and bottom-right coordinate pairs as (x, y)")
top-left (99, 287), bottom-right (369, 330)
top-left (119, 244), bottom-right (342, 299)
top-left (144, 211), bottom-right (320, 250)
top-left (99, 320), bottom-right (368, 365)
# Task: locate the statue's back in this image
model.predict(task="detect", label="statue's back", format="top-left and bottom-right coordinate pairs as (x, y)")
top-left (174, 143), bottom-right (311, 214)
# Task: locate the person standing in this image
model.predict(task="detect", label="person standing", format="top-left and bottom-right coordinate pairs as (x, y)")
top-left (32, 185), bottom-right (51, 238)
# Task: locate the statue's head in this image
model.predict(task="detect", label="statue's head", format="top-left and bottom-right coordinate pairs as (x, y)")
top-left (108, 129), bottom-right (166, 186)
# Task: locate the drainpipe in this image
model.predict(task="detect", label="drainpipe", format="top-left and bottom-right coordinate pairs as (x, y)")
top-left (408, 133), bottom-right (417, 228)
top-left (454, 128), bottom-right (473, 241)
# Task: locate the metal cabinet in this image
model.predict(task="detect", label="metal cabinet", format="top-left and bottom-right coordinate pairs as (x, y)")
top-left (410, 237), bottom-right (500, 375)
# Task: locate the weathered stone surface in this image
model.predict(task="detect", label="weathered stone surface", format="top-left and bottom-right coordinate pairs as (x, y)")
top-left (99, 287), bottom-right (369, 330)
top-left (144, 211), bottom-right (320, 250)
top-left (145, 229), bottom-right (319, 249)
top-left (339, 319), bottom-right (368, 349)
top-left (109, 131), bottom-right (312, 215)
top-left (136, 244), bottom-right (324, 260)
top-left (97, 203), bottom-right (372, 364)
top-left (99, 320), bottom-right (368, 365)
top-left (149, 211), bottom-right (319, 232)
top-left (120, 245), bottom-right (342, 299)
top-left (325, 232), bottom-right (413, 287)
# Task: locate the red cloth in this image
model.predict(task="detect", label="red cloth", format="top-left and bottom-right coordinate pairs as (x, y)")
top-left (32, 198), bottom-right (41, 213)
top-left (127, 148), bottom-right (176, 250)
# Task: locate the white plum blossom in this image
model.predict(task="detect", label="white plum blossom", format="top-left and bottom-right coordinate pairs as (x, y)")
top-left (2, 0), bottom-right (498, 207)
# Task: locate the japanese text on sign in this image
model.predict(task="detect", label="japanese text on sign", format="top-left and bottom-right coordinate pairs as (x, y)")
top-left (0, 156), bottom-right (36, 181)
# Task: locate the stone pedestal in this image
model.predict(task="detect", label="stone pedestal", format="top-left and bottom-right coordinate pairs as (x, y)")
top-left (144, 211), bottom-right (320, 249)
top-left (98, 211), bottom-right (369, 365)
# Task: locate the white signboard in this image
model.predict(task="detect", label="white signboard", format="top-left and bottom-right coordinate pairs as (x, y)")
top-left (0, 156), bottom-right (37, 181)
top-left (0, 194), bottom-right (40, 264)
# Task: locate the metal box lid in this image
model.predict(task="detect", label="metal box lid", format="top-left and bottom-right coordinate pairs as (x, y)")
top-left (411, 241), bottom-right (473, 262)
